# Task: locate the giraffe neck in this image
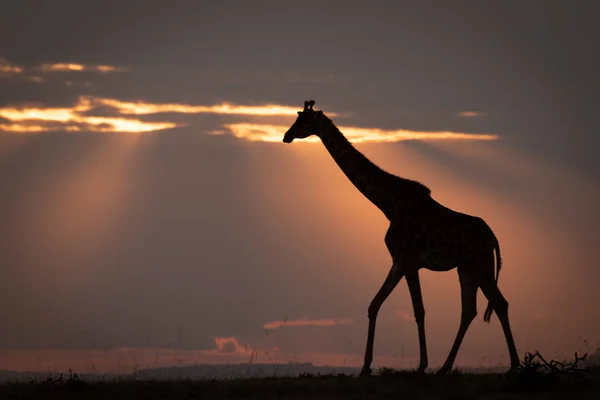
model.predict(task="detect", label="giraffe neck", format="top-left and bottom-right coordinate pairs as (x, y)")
top-left (317, 116), bottom-right (430, 218)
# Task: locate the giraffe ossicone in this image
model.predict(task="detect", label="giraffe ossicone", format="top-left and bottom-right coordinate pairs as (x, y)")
top-left (282, 100), bottom-right (520, 376)
top-left (303, 100), bottom-right (316, 112)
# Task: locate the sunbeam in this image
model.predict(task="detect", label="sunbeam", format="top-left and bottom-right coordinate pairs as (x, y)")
top-left (17, 133), bottom-right (143, 284)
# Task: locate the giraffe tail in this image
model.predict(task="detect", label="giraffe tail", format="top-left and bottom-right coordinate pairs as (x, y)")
top-left (483, 233), bottom-right (502, 323)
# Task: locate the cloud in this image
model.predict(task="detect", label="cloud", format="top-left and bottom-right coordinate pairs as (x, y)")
top-left (0, 98), bottom-right (93, 122)
top-left (212, 337), bottom-right (252, 354)
top-left (0, 96), bottom-right (327, 134)
top-left (457, 111), bottom-right (488, 117)
top-left (0, 59), bottom-right (124, 85)
top-left (0, 96), bottom-right (499, 140)
top-left (0, 97), bottom-right (178, 133)
top-left (263, 317), bottom-right (354, 329)
top-left (224, 123), bottom-right (499, 143)
top-left (0, 123), bottom-right (52, 133)
top-left (221, 123), bottom-right (290, 142)
top-left (37, 63), bottom-right (125, 73)
top-left (93, 97), bottom-right (322, 116)
top-left (0, 58), bottom-right (24, 76)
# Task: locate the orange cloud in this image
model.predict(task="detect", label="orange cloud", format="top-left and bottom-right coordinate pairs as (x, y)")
top-left (38, 63), bottom-right (125, 73)
top-left (457, 111), bottom-right (487, 117)
top-left (212, 337), bottom-right (252, 354)
top-left (0, 97), bottom-right (178, 133)
top-left (0, 96), bottom-right (333, 134)
top-left (0, 96), bottom-right (498, 139)
top-left (223, 123), bottom-right (292, 142)
top-left (0, 58), bottom-right (24, 75)
top-left (0, 100), bottom-right (92, 122)
top-left (263, 317), bottom-right (354, 329)
top-left (1, 60), bottom-right (125, 81)
top-left (0, 123), bottom-right (50, 133)
top-left (79, 117), bottom-right (178, 133)
top-left (94, 97), bottom-right (319, 116)
top-left (224, 123), bottom-right (499, 143)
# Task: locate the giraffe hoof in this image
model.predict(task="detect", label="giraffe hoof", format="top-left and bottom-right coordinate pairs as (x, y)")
top-left (435, 367), bottom-right (450, 376)
top-left (359, 368), bottom-right (372, 377)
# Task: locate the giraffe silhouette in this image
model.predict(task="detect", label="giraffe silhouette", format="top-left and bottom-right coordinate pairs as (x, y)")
top-left (282, 100), bottom-right (519, 376)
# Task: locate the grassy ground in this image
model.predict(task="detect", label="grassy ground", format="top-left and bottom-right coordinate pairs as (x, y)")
top-left (0, 367), bottom-right (598, 400)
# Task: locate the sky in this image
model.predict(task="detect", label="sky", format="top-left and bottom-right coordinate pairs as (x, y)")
top-left (1, 0), bottom-right (599, 373)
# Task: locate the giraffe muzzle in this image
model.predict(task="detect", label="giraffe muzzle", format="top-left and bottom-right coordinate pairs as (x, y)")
top-left (282, 131), bottom-right (294, 143)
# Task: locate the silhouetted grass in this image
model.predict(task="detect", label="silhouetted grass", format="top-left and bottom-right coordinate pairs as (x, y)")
top-left (1, 354), bottom-right (598, 399)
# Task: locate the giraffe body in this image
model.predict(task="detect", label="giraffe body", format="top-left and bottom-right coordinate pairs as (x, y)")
top-left (282, 100), bottom-right (520, 376)
top-left (396, 201), bottom-right (496, 272)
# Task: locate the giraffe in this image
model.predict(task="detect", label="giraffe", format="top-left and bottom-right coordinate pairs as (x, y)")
top-left (282, 100), bottom-right (520, 376)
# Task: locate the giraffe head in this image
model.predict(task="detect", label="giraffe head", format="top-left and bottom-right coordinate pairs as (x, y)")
top-left (282, 100), bottom-right (325, 143)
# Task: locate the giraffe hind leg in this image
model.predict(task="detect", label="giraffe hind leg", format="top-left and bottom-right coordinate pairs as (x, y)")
top-left (478, 271), bottom-right (520, 371)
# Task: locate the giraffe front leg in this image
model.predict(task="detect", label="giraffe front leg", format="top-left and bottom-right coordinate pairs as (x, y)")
top-left (405, 270), bottom-right (428, 373)
top-left (437, 269), bottom-right (478, 376)
top-left (360, 264), bottom-right (404, 377)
